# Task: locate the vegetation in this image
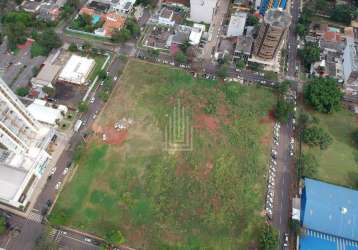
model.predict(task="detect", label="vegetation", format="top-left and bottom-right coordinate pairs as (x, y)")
top-left (274, 99), bottom-right (293, 123)
top-left (303, 126), bottom-right (333, 149)
top-left (352, 128), bottom-right (358, 147)
top-left (275, 80), bottom-right (291, 96)
top-left (329, 4), bottom-right (353, 25)
top-left (110, 18), bottom-right (140, 43)
top-left (43, 86), bottom-right (55, 97)
top-left (217, 64), bottom-right (228, 78)
top-left (296, 7), bottom-right (313, 38)
top-left (258, 224), bottom-right (279, 250)
top-left (304, 77), bottom-right (342, 113)
top-left (16, 87), bottom-right (29, 97)
top-left (303, 109), bottom-right (358, 186)
top-left (78, 101), bottom-right (89, 112)
top-left (299, 42), bottom-right (320, 69)
top-left (50, 60), bottom-right (276, 249)
top-left (297, 152), bottom-right (319, 178)
top-left (70, 13), bottom-right (103, 33)
top-left (68, 43), bottom-right (78, 52)
top-left (0, 215), bottom-right (6, 235)
top-left (33, 227), bottom-right (58, 250)
top-left (174, 50), bottom-right (187, 63)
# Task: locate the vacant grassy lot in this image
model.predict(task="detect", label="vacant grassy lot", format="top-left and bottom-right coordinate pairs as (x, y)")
top-left (50, 60), bottom-right (276, 249)
top-left (305, 109), bottom-right (358, 187)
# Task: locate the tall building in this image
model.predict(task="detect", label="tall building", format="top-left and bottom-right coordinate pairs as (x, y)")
top-left (190, 0), bottom-right (218, 24)
top-left (0, 77), bottom-right (53, 208)
top-left (342, 36), bottom-right (358, 95)
top-left (253, 8), bottom-right (291, 60)
top-left (259, 0), bottom-right (287, 16)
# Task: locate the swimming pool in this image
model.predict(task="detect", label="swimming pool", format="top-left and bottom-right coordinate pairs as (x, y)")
top-left (92, 15), bottom-right (101, 24)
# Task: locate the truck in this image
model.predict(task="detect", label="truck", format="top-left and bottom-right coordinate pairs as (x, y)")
top-left (73, 120), bottom-right (83, 132)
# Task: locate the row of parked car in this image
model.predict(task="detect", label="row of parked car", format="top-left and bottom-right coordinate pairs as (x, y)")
top-left (265, 122), bottom-right (280, 219)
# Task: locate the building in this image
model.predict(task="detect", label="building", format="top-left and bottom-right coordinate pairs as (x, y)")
top-left (158, 7), bottom-right (175, 26)
top-left (0, 77), bottom-right (53, 208)
top-left (58, 55), bottom-right (95, 85)
top-left (27, 99), bottom-right (67, 126)
top-left (190, 0), bottom-right (218, 24)
top-left (110, 0), bottom-right (136, 14)
top-left (232, 0), bottom-right (254, 12)
top-left (253, 8), bottom-right (291, 60)
top-left (259, 0), bottom-right (287, 16)
top-left (227, 12), bottom-right (247, 37)
top-left (189, 23), bottom-right (206, 45)
top-left (31, 50), bottom-right (66, 88)
top-left (162, 0), bottom-right (190, 7)
top-left (343, 36), bottom-right (358, 95)
top-left (300, 178), bottom-right (358, 250)
top-left (234, 35), bottom-right (253, 61)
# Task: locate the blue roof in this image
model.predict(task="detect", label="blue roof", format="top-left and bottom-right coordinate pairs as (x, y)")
top-left (302, 178), bottom-right (358, 241)
top-left (300, 229), bottom-right (358, 250)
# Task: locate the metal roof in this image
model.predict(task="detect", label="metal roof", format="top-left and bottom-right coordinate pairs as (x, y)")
top-left (302, 178), bottom-right (358, 242)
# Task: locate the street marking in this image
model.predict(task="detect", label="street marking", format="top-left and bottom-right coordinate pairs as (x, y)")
top-left (27, 211), bottom-right (43, 223)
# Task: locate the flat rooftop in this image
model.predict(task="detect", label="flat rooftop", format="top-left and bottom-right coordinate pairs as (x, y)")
top-left (264, 9), bottom-right (291, 28)
top-left (302, 178), bottom-right (358, 242)
top-left (0, 164), bottom-right (28, 201)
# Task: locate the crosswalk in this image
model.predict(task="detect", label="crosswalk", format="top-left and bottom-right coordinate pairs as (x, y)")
top-left (306, 229), bottom-right (358, 249)
top-left (27, 211), bottom-right (43, 223)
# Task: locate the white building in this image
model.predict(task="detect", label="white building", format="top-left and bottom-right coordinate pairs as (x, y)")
top-left (227, 12), bottom-right (247, 37)
top-left (58, 55), bottom-right (95, 85)
top-left (343, 37), bottom-right (358, 95)
top-left (189, 23), bottom-right (206, 45)
top-left (190, 0), bottom-right (218, 24)
top-left (110, 0), bottom-right (136, 14)
top-left (0, 78), bottom-right (53, 209)
top-left (27, 99), bottom-right (67, 127)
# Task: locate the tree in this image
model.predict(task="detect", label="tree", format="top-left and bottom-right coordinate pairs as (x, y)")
top-left (16, 87), bottom-right (29, 97)
top-left (302, 126), bottom-right (332, 149)
top-left (147, 48), bottom-right (160, 59)
top-left (352, 128), bottom-right (358, 147)
top-left (78, 101), bottom-right (89, 112)
top-left (236, 59), bottom-right (246, 70)
top-left (274, 99), bottom-right (293, 123)
top-left (105, 230), bottom-right (125, 245)
top-left (276, 80), bottom-right (291, 96)
top-left (299, 42), bottom-right (320, 69)
top-left (68, 43), bottom-right (78, 52)
top-left (329, 4), bottom-right (352, 25)
top-left (174, 50), bottom-right (187, 64)
top-left (0, 215), bottom-right (6, 235)
top-left (246, 14), bottom-right (259, 26)
top-left (82, 42), bottom-right (92, 54)
top-left (296, 23), bottom-right (307, 38)
top-left (98, 70), bottom-right (108, 80)
top-left (304, 77), bottom-right (342, 113)
top-left (43, 86), bottom-right (55, 97)
top-left (4, 22), bottom-right (27, 50)
top-left (37, 29), bottom-right (62, 52)
top-left (264, 71), bottom-right (278, 81)
top-left (297, 153), bottom-right (319, 178)
top-left (111, 28), bottom-right (131, 43)
top-left (217, 64), bottom-right (228, 78)
top-left (259, 224), bottom-right (279, 250)
top-left (126, 18), bottom-right (140, 37)
top-left (33, 227), bottom-right (58, 250)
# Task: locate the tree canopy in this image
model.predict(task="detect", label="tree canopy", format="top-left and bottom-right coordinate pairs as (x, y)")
top-left (259, 224), bottom-right (279, 250)
top-left (299, 42), bottom-right (320, 69)
top-left (0, 215), bottom-right (6, 235)
top-left (298, 153), bottom-right (319, 178)
top-left (329, 4), bottom-right (353, 25)
top-left (274, 99), bottom-right (293, 123)
top-left (303, 126), bottom-right (333, 149)
top-left (304, 77), bottom-right (342, 113)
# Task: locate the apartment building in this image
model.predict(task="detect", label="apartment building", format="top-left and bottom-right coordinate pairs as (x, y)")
top-left (0, 77), bottom-right (53, 209)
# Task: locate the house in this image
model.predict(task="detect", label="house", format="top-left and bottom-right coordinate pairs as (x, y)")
top-left (299, 178), bottom-right (358, 250)
top-left (189, 23), bottom-right (205, 45)
top-left (227, 12), bottom-right (247, 37)
top-left (110, 0), bottom-right (136, 14)
top-left (26, 99), bottom-right (67, 126)
top-left (190, 0), bottom-right (218, 24)
top-left (233, 35), bottom-right (253, 61)
top-left (158, 7), bottom-right (175, 26)
top-left (101, 12), bottom-right (126, 36)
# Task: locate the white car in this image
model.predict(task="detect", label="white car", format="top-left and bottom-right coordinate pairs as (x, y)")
top-left (84, 238), bottom-right (92, 243)
top-left (92, 114), bottom-right (97, 120)
top-left (90, 97), bottom-right (95, 103)
top-left (114, 76), bottom-right (118, 81)
top-left (55, 182), bottom-right (61, 190)
top-left (63, 167), bottom-right (69, 175)
top-left (50, 167), bottom-right (56, 175)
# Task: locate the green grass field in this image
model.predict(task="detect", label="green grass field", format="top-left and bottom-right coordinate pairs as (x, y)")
top-left (305, 109), bottom-right (358, 187)
top-left (50, 60), bottom-right (276, 249)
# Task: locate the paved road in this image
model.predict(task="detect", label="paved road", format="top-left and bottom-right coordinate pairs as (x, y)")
top-left (287, 0), bottom-right (300, 78)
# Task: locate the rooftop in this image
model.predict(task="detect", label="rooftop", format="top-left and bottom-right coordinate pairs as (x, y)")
top-left (235, 35), bottom-right (253, 54)
top-left (302, 178), bottom-right (358, 241)
top-left (264, 8), bottom-right (291, 28)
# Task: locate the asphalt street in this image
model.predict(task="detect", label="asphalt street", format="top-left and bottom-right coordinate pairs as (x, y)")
top-left (287, 0), bottom-right (300, 79)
